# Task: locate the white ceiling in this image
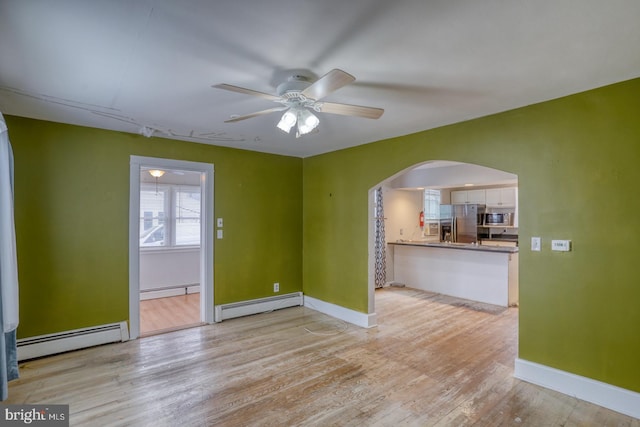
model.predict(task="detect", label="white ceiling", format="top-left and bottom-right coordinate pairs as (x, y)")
top-left (1, 1), bottom-right (639, 158)
top-left (393, 161), bottom-right (517, 189)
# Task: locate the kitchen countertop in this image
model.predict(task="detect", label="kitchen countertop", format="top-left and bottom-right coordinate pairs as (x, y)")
top-left (389, 240), bottom-right (519, 254)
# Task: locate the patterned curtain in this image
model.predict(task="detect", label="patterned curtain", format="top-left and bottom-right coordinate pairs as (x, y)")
top-left (374, 187), bottom-right (386, 289)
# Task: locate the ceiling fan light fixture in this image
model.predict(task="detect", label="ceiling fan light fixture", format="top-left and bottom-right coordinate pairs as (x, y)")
top-left (213, 69), bottom-right (383, 138)
top-left (277, 109), bottom-right (298, 133)
top-left (296, 108), bottom-right (320, 136)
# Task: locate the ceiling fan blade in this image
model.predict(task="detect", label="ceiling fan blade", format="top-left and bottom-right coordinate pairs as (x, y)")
top-left (212, 83), bottom-right (280, 101)
top-left (317, 102), bottom-right (384, 119)
top-left (224, 106), bottom-right (287, 123)
top-left (301, 69), bottom-right (355, 101)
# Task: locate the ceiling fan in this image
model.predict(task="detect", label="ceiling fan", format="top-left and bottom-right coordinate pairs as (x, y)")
top-left (212, 69), bottom-right (384, 138)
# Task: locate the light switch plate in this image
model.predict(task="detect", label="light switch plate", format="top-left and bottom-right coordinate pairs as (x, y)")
top-left (552, 239), bottom-right (571, 251)
top-left (531, 237), bottom-right (541, 251)
top-left (217, 218), bottom-right (223, 228)
top-left (216, 229), bottom-right (223, 239)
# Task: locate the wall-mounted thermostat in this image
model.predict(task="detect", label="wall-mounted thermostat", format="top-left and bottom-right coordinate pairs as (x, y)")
top-left (551, 240), bottom-right (571, 251)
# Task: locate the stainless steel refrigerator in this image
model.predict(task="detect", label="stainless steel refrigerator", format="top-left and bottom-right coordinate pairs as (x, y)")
top-left (439, 204), bottom-right (483, 243)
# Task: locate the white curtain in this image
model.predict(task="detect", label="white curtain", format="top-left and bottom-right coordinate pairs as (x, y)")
top-left (0, 112), bottom-right (19, 400)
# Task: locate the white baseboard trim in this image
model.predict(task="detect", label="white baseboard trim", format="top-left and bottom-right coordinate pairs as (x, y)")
top-left (214, 292), bottom-right (303, 322)
top-left (17, 321), bottom-right (129, 361)
top-left (303, 295), bottom-right (377, 328)
top-left (514, 358), bottom-right (640, 419)
top-left (140, 285), bottom-right (200, 300)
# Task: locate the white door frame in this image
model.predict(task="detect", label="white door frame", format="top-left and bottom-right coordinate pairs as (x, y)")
top-left (129, 155), bottom-right (214, 339)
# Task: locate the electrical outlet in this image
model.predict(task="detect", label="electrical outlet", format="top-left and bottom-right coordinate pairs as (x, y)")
top-left (273, 282), bottom-right (279, 292)
top-left (531, 237), bottom-right (541, 251)
top-left (400, 228), bottom-right (403, 235)
top-left (216, 229), bottom-right (223, 239)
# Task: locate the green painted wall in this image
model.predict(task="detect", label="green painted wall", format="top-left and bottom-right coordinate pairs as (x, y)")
top-left (7, 116), bottom-right (302, 338)
top-left (6, 77), bottom-right (640, 395)
top-left (303, 78), bottom-right (640, 393)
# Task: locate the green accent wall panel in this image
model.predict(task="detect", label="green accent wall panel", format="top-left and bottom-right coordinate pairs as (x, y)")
top-left (303, 78), bottom-right (640, 393)
top-left (6, 117), bottom-right (302, 338)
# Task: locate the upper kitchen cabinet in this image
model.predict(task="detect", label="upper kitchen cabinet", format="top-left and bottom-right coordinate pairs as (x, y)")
top-left (451, 189), bottom-right (486, 204)
top-left (485, 187), bottom-right (517, 207)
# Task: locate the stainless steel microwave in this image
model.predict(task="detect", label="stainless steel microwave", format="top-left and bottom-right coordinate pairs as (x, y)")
top-left (484, 213), bottom-right (505, 225)
top-left (485, 213), bottom-right (508, 225)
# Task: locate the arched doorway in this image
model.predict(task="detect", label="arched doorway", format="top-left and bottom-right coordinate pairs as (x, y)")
top-left (367, 160), bottom-right (519, 317)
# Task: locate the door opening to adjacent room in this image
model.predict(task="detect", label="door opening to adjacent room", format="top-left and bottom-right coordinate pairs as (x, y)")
top-left (139, 167), bottom-right (202, 335)
top-left (129, 156), bottom-right (214, 339)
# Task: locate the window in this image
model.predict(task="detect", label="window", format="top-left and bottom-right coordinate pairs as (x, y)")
top-left (423, 189), bottom-right (441, 220)
top-left (175, 187), bottom-right (201, 246)
top-left (140, 185), bottom-right (200, 248)
top-left (140, 188), bottom-right (167, 247)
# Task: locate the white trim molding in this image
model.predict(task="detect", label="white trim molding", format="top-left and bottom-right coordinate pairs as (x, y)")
top-left (304, 295), bottom-right (377, 328)
top-left (140, 285), bottom-right (200, 300)
top-left (515, 358), bottom-right (640, 419)
top-left (129, 155), bottom-right (214, 339)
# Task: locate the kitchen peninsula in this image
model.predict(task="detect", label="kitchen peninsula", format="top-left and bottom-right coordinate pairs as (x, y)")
top-left (389, 241), bottom-right (518, 307)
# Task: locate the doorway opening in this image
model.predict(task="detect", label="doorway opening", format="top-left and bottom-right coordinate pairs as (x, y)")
top-left (129, 156), bottom-right (214, 339)
top-left (367, 160), bottom-right (519, 317)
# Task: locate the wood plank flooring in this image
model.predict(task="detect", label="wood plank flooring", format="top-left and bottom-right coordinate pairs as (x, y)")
top-left (7, 287), bottom-right (639, 426)
top-left (140, 293), bottom-right (202, 335)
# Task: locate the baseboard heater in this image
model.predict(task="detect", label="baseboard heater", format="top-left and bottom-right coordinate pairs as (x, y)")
top-left (140, 284), bottom-right (200, 300)
top-left (214, 292), bottom-right (303, 322)
top-left (17, 321), bottom-right (129, 362)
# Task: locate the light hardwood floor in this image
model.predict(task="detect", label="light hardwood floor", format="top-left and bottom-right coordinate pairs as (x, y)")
top-left (7, 288), bottom-right (639, 426)
top-left (140, 293), bottom-right (202, 335)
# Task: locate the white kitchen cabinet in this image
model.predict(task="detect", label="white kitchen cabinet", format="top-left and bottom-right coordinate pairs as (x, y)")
top-left (451, 189), bottom-right (486, 204)
top-left (451, 191), bottom-right (466, 204)
top-left (485, 187), bottom-right (517, 207)
top-left (468, 189), bottom-right (487, 204)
